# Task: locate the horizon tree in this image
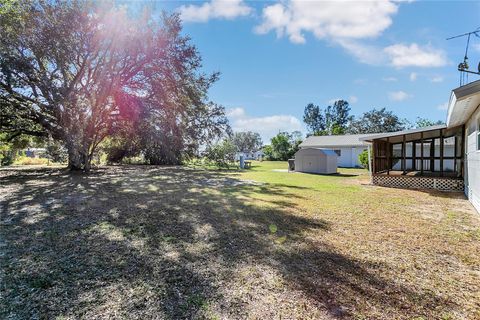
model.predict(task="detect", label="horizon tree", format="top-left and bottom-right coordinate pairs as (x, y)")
top-left (347, 108), bottom-right (407, 134)
top-left (231, 131), bottom-right (263, 154)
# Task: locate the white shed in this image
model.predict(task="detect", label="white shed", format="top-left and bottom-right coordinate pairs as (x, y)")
top-left (294, 148), bottom-right (338, 174)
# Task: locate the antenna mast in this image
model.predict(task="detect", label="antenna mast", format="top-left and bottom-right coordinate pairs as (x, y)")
top-left (447, 28), bottom-right (480, 85)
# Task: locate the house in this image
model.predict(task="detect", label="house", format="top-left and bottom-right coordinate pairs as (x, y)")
top-left (294, 148), bottom-right (337, 174)
top-left (446, 80), bottom-right (480, 213)
top-left (234, 150), bottom-right (264, 161)
top-left (361, 79), bottom-right (480, 213)
top-left (299, 134), bottom-right (374, 167)
top-left (24, 148), bottom-right (47, 158)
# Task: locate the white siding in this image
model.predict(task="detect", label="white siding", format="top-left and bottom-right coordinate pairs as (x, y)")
top-left (465, 107), bottom-right (480, 213)
top-left (314, 146), bottom-right (367, 168)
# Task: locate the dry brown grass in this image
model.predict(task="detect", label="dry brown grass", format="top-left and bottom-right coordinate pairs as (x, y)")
top-left (1, 163), bottom-right (479, 319)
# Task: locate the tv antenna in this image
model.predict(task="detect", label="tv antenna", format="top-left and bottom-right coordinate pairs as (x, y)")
top-left (447, 28), bottom-right (480, 85)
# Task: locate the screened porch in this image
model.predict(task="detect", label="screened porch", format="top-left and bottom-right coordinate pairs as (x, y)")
top-left (367, 125), bottom-right (465, 178)
top-left (360, 125), bottom-right (465, 191)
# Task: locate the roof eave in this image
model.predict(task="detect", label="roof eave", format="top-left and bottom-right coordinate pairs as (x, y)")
top-left (446, 80), bottom-right (480, 128)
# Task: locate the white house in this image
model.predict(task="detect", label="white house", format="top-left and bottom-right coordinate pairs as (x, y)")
top-left (234, 150), bottom-right (264, 161)
top-left (447, 79), bottom-right (480, 213)
top-left (299, 134), bottom-right (374, 168)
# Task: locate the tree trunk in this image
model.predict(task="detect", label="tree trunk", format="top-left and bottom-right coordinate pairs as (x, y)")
top-left (66, 141), bottom-right (91, 172)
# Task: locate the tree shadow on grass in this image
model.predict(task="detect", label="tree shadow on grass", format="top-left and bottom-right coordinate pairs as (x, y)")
top-left (0, 166), bottom-right (455, 319)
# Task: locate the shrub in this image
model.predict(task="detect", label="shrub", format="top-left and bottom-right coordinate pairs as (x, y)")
top-left (205, 140), bottom-right (237, 168)
top-left (358, 149), bottom-right (370, 168)
top-left (0, 151), bottom-right (15, 166)
top-left (46, 142), bottom-right (68, 163)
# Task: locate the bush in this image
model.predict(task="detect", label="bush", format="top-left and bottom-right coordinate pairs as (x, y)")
top-left (46, 142), bottom-right (68, 163)
top-left (358, 149), bottom-right (370, 168)
top-left (205, 140), bottom-right (237, 168)
top-left (0, 151), bottom-right (15, 166)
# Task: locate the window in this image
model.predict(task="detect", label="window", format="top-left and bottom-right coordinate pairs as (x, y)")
top-left (334, 150), bottom-right (341, 156)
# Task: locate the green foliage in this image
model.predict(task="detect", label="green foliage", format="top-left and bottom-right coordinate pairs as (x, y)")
top-left (415, 117), bottom-right (444, 128)
top-left (45, 141), bottom-right (67, 163)
top-left (303, 103), bottom-right (325, 134)
top-left (1, 2), bottom-right (229, 171)
top-left (263, 145), bottom-right (274, 160)
top-left (268, 131), bottom-right (303, 161)
top-left (303, 100), bottom-right (351, 136)
top-left (358, 149), bottom-right (370, 169)
top-left (348, 108), bottom-right (407, 134)
top-left (204, 140), bottom-right (237, 168)
top-left (0, 133), bottom-right (44, 166)
top-left (231, 131), bottom-right (262, 153)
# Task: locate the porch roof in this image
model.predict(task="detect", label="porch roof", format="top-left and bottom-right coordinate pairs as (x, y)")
top-left (359, 125), bottom-right (447, 143)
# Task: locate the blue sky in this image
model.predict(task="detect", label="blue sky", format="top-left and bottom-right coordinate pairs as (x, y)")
top-left (153, 1), bottom-right (480, 142)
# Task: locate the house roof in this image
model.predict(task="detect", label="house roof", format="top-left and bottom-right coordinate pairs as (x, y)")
top-left (297, 148), bottom-right (338, 156)
top-left (300, 134), bottom-right (374, 148)
top-left (359, 125), bottom-right (446, 142)
top-left (446, 79), bottom-right (480, 128)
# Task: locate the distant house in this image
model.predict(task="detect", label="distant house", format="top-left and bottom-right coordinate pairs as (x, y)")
top-left (24, 148), bottom-right (47, 158)
top-left (234, 150), bottom-right (264, 161)
top-left (299, 134), bottom-right (374, 168)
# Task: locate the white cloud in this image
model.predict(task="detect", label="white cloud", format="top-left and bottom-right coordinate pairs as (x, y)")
top-left (255, 0), bottom-right (398, 44)
top-left (473, 43), bottom-right (480, 53)
top-left (226, 107), bottom-right (246, 118)
top-left (179, 0), bottom-right (252, 23)
top-left (382, 76), bottom-right (398, 82)
top-left (254, 1), bottom-right (446, 69)
top-left (388, 90), bottom-right (411, 101)
top-left (335, 39), bottom-right (386, 65)
top-left (384, 43), bottom-right (447, 68)
top-left (409, 72), bottom-right (417, 81)
top-left (349, 96), bottom-right (358, 104)
top-left (226, 107), bottom-right (303, 142)
top-left (436, 102), bottom-right (448, 110)
top-left (430, 75), bottom-right (444, 83)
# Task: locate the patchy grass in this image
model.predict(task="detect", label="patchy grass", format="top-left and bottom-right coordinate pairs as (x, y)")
top-left (1, 162), bottom-right (479, 319)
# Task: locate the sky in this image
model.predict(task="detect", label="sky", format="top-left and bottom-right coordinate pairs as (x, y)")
top-left (145, 0), bottom-right (480, 142)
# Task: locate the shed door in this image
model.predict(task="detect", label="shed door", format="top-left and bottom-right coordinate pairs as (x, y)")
top-left (303, 156), bottom-right (317, 172)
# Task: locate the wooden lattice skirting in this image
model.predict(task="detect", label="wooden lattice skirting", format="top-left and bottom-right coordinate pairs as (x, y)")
top-left (372, 175), bottom-right (464, 192)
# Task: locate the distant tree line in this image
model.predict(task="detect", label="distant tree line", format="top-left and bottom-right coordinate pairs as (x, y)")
top-left (303, 100), bottom-right (444, 136)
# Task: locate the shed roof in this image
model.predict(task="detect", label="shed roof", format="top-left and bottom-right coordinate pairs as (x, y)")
top-left (300, 134), bottom-right (374, 148)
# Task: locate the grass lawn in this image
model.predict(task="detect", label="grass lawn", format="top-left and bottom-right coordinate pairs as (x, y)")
top-left (1, 162), bottom-right (479, 319)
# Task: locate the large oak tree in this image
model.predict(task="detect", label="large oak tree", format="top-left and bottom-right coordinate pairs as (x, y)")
top-left (0, 1), bottom-right (229, 170)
